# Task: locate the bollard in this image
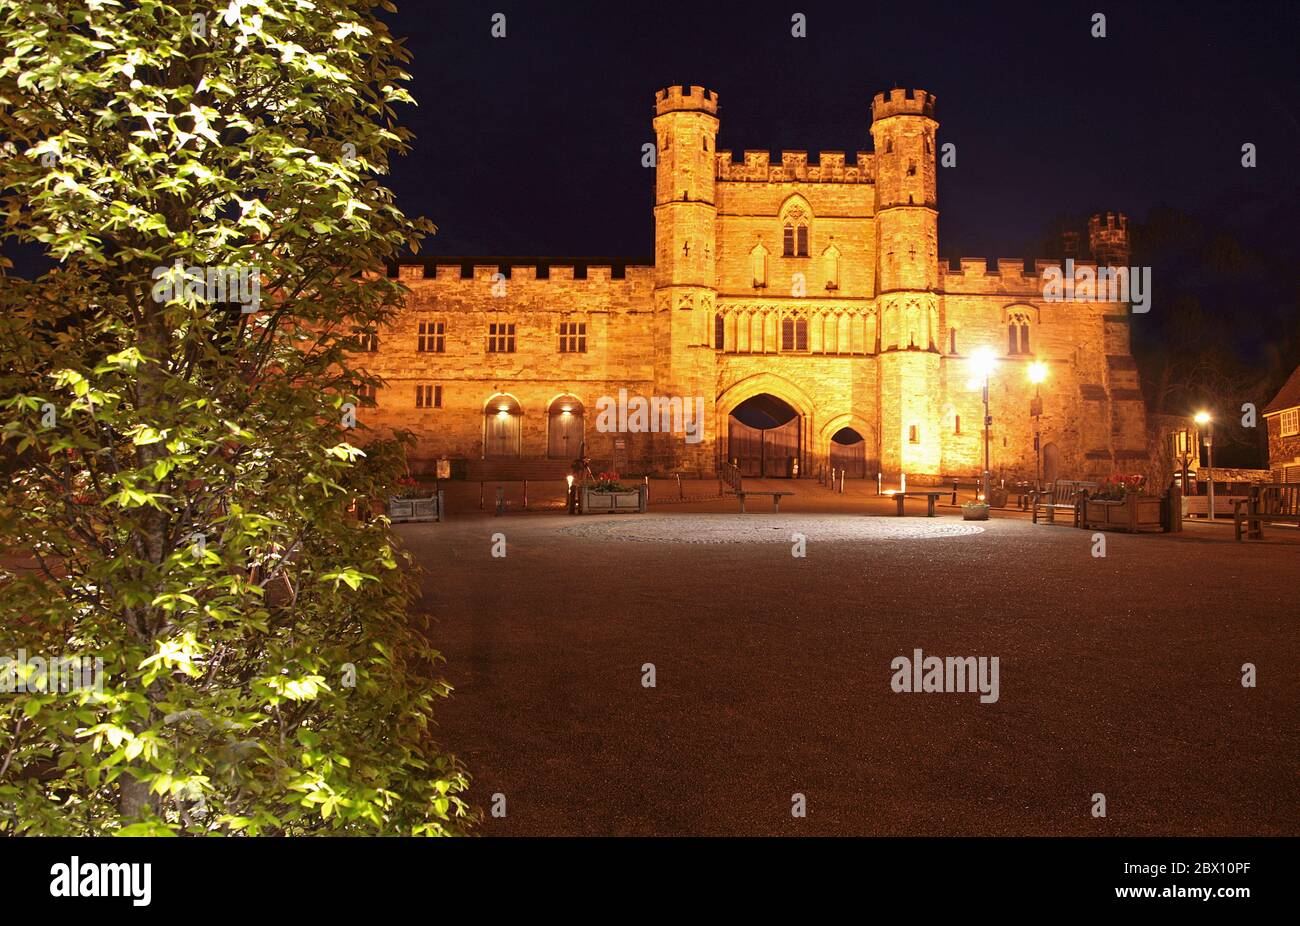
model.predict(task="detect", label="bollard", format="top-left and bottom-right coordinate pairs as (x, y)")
top-left (901, 472), bottom-right (907, 494)
top-left (495, 486), bottom-right (504, 516)
top-left (479, 481), bottom-right (484, 510)
top-left (523, 479), bottom-right (528, 511)
top-left (951, 479), bottom-right (958, 504)
top-left (877, 472), bottom-right (883, 495)
top-left (435, 489), bottom-right (444, 523)
top-left (840, 470), bottom-right (846, 494)
top-left (677, 473), bottom-right (683, 500)
top-left (643, 475), bottom-right (650, 504)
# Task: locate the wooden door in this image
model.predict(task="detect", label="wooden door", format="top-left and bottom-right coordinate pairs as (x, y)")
top-left (486, 413), bottom-right (521, 458)
top-left (548, 412), bottom-right (583, 459)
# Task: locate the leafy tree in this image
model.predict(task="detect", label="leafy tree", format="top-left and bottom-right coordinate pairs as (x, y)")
top-left (0, 0), bottom-right (473, 834)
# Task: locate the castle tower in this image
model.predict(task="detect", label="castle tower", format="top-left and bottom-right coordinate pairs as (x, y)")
top-left (652, 85), bottom-right (719, 473)
top-left (1088, 212), bottom-right (1130, 266)
top-left (871, 88), bottom-right (941, 479)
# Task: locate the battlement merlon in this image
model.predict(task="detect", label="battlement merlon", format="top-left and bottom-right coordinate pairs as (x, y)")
top-left (714, 150), bottom-right (874, 182)
top-left (871, 88), bottom-right (937, 121)
top-left (654, 85), bottom-right (719, 116)
top-left (1089, 211), bottom-right (1128, 232)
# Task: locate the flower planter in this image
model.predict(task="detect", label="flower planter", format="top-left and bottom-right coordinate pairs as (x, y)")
top-left (1082, 494), bottom-right (1162, 532)
top-left (962, 505), bottom-right (989, 521)
top-left (387, 491), bottom-right (443, 523)
top-left (580, 486), bottom-right (645, 514)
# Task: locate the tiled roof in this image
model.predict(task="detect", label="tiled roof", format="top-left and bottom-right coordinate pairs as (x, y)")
top-left (1263, 364), bottom-right (1300, 414)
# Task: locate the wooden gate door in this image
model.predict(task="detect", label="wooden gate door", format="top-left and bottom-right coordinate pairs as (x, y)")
top-left (763, 418), bottom-right (800, 477)
top-left (728, 417), bottom-right (764, 477)
top-left (830, 439), bottom-right (867, 477)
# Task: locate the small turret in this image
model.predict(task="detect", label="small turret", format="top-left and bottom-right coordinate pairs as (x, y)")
top-left (1088, 212), bottom-right (1129, 266)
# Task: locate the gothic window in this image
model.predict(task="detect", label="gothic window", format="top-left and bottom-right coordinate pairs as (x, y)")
top-left (908, 425), bottom-right (920, 444)
top-left (1007, 311), bottom-right (1031, 354)
top-left (714, 313), bottom-right (725, 350)
top-left (780, 198), bottom-right (811, 257)
top-left (907, 160), bottom-right (917, 177)
top-left (886, 139), bottom-right (894, 154)
top-left (954, 415), bottom-right (961, 435)
top-left (354, 331), bottom-right (378, 352)
top-left (781, 316), bottom-right (808, 352)
top-left (702, 136), bottom-right (709, 152)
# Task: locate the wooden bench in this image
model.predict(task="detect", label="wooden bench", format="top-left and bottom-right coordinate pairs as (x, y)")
top-left (1234, 484), bottom-right (1300, 540)
top-left (735, 490), bottom-right (794, 513)
top-left (1031, 479), bottom-right (1098, 526)
top-left (893, 491), bottom-right (943, 517)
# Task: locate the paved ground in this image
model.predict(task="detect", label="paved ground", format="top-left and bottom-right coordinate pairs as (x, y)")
top-left (402, 483), bottom-right (1298, 836)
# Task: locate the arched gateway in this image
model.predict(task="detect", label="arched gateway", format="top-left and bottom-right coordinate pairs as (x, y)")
top-left (728, 394), bottom-right (801, 477)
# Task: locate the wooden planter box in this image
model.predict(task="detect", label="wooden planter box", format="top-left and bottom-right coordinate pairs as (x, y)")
top-left (388, 492), bottom-right (443, 523)
top-left (1082, 495), bottom-right (1163, 532)
top-left (581, 486), bottom-right (645, 514)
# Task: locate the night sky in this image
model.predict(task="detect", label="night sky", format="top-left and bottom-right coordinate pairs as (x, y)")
top-left (393, 1), bottom-right (1298, 263)
top-left (5, 0), bottom-right (1298, 440)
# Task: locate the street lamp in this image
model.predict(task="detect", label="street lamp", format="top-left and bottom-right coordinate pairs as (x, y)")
top-left (1028, 361), bottom-right (1048, 489)
top-left (969, 347), bottom-right (998, 502)
top-left (1194, 411), bottom-right (1214, 520)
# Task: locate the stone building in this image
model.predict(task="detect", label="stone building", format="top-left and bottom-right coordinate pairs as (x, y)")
top-left (357, 86), bottom-right (1149, 482)
top-left (1263, 365), bottom-right (1300, 482)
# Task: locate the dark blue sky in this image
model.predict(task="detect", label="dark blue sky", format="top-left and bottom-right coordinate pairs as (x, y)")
top-left (393, 0), bottom-right (1298, 263)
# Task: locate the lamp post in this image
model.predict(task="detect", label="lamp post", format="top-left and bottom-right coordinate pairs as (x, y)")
top-left (1194, 411), bottom-right (1214, 520)
top-left (1028, 361), bottom-right (1048, 489)
top-left (969, 348), bottom-right (997, 502)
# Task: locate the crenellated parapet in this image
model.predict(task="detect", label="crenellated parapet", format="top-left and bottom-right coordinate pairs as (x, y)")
top-left (654, 85), bottom-right (719, 116)
top-left (939, 256), bottom-right (1131, 300)
top-left (871, 88), bottom-right (937, 121)
top-left (386, 257), bottom-right (656, 292)
top-left (715, 150), bottom-right (874, 183)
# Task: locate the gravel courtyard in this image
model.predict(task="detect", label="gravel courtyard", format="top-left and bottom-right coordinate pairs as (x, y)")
top-left (401, 500), bottom-right (1298, 836)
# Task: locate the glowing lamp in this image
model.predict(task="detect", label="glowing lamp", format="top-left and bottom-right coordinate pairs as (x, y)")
top-left (969, 347), bottom-right (997, 380)
top-left (1028, 361), bottom-right (1048, 385)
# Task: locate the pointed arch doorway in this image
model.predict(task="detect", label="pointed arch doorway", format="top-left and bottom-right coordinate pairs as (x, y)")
top-left (728, 394), bottom-right (800, 477)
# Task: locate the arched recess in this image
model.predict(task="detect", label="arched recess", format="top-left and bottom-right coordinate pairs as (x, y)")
top-left (484, 393), bottom-right (523, 459)
top-left (547, 394), bottom-right (584, 460)
top-left (819, 413), bottom-right (880, 478)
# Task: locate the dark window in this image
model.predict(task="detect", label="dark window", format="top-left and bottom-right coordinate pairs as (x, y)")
top-left (796, 225), bottom-right (809, 257)
top-left (487, 322), bottom-right (516, 353)
top-left (783, 225), bottom-right (795, 257)
top-left (954, 415), bottom-right (961, 434)
top-left (558, 321), bottom-right (587, 353)
top-left (358, 383), bottom-right (377, 407)
top-left (949, 327), bottom-right (957, 354)
top-left (907, 160), bottom-right (917, 176)
top-left (417, 320), bottom-right (444, 353)
top-left (1008, 324), bottom-right (1018, 355)
top-left (781, 317), bottom-right (808, 352)
top-left (908, 425), bottom-right (919, 444)
top-left (714, 313), bottom-right (725, 349)
top-left (416, 384), bottom-right (441, 409)
top-left (1020, 325), bottom-right (1031, 354)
